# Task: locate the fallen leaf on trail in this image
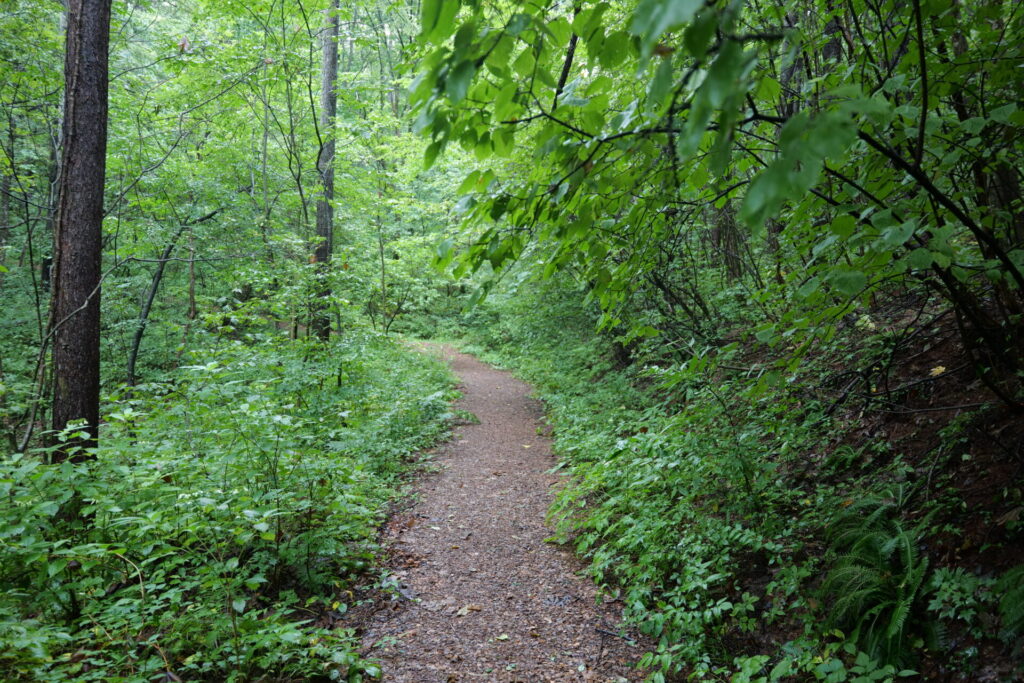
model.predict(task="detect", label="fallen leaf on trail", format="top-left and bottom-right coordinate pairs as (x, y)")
top-left (522, 444), bottom-right (531, 448)
top-left (496, 633), bottom-right (509, 641)
top-left (456, 603), bottom-right (483, 616)
top-left (930, 365), bottom-right (946, 376)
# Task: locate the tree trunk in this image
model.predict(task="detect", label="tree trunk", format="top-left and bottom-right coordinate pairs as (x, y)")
top-left (127, 208), bottom-right (218, 385)
top-left (0, 166), bottom-right (9, 270)
top-left (126, 227), bottom-right (183, 386)
top-left (50, 0), bottom-right (111, 459)
top-left (311, 0), bottom-right (339, 340)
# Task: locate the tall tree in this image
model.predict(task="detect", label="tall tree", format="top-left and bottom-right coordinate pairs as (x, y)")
top-left (311, 0), bottom-right (339, 339)
top-left (50, 0), bottom-right (111, 457)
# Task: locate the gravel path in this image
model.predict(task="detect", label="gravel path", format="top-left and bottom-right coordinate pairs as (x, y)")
top-left (356, 344), bottom-right (648, 682)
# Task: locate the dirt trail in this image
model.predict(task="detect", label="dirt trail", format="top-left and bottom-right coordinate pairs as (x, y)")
top-left (355, 344), bottom-right (647, 682)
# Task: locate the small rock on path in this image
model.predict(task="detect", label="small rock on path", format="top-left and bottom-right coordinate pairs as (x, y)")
top-left (355, 344), bottom-right (648, 682)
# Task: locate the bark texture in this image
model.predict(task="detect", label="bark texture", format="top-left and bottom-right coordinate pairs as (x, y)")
top-left (311, 0), bottom-right (339, 340)
top-left (50, 0), bottom-right (111, 456)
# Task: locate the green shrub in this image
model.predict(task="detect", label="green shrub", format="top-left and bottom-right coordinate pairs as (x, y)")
top-left (0, 330), bottom-right (454, 681)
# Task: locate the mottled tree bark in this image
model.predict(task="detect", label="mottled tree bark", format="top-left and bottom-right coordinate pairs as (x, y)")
top-left (311, 0), bottom-right (339, 340)
top-left (50, 0), bottom-right (111, 459)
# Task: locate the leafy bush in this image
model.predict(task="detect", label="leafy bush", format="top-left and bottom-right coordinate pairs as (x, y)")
top-left (0, 330), bottom-right (455, 681)
top-left (445, 276), bottom-right (1020, 680)
top-left (446, 280), bottom-right (824, 678)
top-left (927, 567), bottom-right (995, 634)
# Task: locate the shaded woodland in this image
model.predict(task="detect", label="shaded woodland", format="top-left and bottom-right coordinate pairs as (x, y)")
top-left (1, 0), bottom-right (1022, 680)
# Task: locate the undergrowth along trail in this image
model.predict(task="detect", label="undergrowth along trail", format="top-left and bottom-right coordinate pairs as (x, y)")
top-left (0, 333), bottom-right (456, 681)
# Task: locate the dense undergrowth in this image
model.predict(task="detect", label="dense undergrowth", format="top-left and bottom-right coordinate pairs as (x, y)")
top-left (438, 276), bottom-right (1024, 682)
top-left (0, 328), bottom-right (456, 681)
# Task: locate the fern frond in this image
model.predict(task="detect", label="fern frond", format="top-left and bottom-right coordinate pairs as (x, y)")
top-left (821, 488), bottom-right (932, 667)
top-left (887, 595), bottom-right (912, 640)
top-left (996, 565), bottom-right (1024, 637)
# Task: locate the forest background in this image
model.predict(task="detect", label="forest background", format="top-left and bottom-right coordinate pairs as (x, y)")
top-left (1, 0), bottom-right (1022, 681)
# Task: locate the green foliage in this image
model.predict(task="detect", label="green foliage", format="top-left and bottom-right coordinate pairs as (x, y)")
top-left (927, 567), bottom-right (995, 634)
top-left (412, 0), bottom-right (1024, 404)
top-left (446, 278), bottom-right (824, 677)
top-left (733, 644), bottom-right (910, 683)
top-left (442, 272), bottom-right (1022, 679)
top-left (3, 0), bottom-right (1022, 680)
top-left (822, 487), bottom-right (933, 666)
top-left (0, 332), bottom-right (455, 681)
top-left (995, 565), bottom-right (1024, 640)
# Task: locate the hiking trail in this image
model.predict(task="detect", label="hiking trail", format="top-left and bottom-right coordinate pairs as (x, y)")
top-left (353, 344), bottom-right (648, 682)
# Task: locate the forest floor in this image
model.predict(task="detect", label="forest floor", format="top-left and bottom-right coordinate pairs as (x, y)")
top-left (347, 344), bottom-right (649, 682)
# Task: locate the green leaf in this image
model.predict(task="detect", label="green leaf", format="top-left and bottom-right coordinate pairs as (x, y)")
top-left (600, 30), bottom-right (631, 68)
top-left (507, 13), bottom-right (531, 37)
top-left (412, 103), bottom-right (437, 134)
top-left (740, 161), bottom-right (787, 228)
top-left (419, 0), bottom-right (442, 40)
top-left (756, 76), bottom-right (781, 102)
top-left (425, 0), bottom-right (459, 44)
top-left (832, 269), bottom-right (867, 296)
top-left (513, 49), bottom-right (535, 78)
top-left (755, 324), bottom-right (776, 343)
top-left (769, 658), bottom-right (793, 681)
top-left (796, 276), bottom-right (821, 299)
top-left (631, 0), bottom-right (703, 57)
top-left (879, 220), bottom-right (917, 248)
top-left (687, 163), bottom-right (708, 191)
top-left (232, 598), bottom-right (246, 613)
top-left (913, 248), bottom-right (937, 270)
top-left (989, 103), bottom-right (1016, 124)
top-left (446, 60), bottom-right (476, 103)
top-left (424, 139), bottom-right (444, 169)
top-left (453, 21), bottom-right (476, 57)
top-left (547, 17), bottom-right (572, 46)
top-left (489, 194), bottom-right (510, 221)
top-left (646, 57), bottom-right (675, 112)
top-left (703, 40), bottom-right (747, 108)
top-left (494, 82), bottom-right (518, 120)
top-left (434, 239), bottom-right (454, 264)
top-left (457, 171), bottom-right (480, 195)
top-left (830, 215), bottom-right (856, 239)
top-left (683, 10), bottom-right (717, 58)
